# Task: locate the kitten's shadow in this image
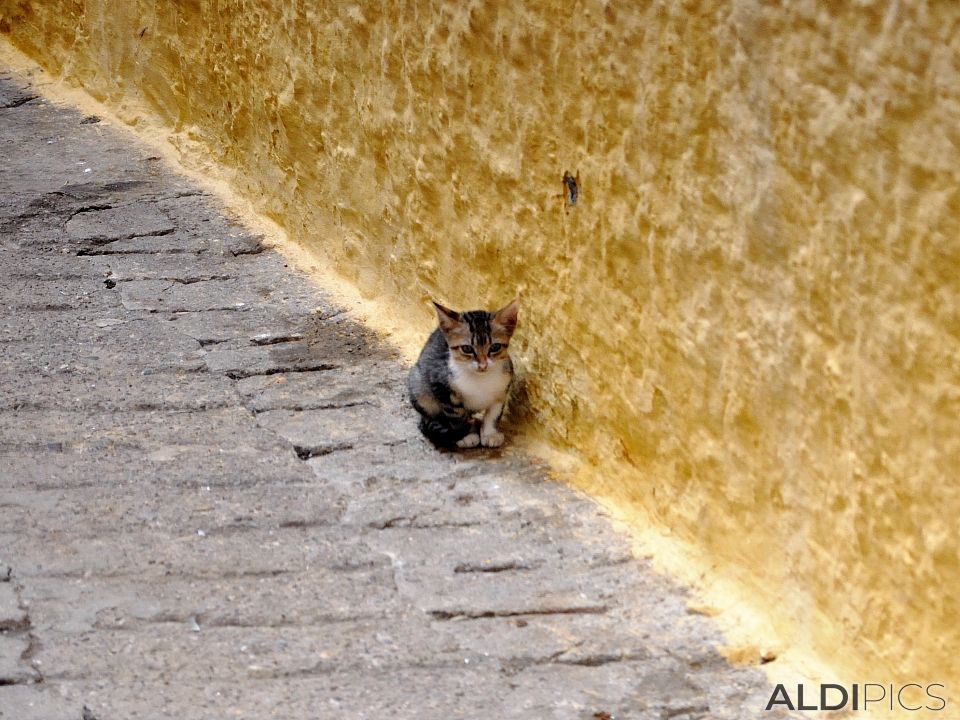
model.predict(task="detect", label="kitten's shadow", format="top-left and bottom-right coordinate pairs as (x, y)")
top-left (503, 369), bottom-right (534, 432)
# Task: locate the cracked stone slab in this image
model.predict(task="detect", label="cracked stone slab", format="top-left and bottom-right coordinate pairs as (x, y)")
top-left (5, 250), bottom-right (111, 280)
top-left (0, 369), bottom-right (236, 412)
top-left (105, 253), bottom-right (245, 283)
top-left (0, 79), bottom-right (38, 109)
top-left (163, 307), bottom-right (308, 345)
top-left (0, 276), bottom-right (122, 312)
top-left (153, 192), bottom-right (252, 237)
top-left (0, 448), bottom-right (311, 490)
top-left (0, 482), bottom-right (344, 538)
top-left (202, 319), bottom-right (395, 377)
top-left (368, 526), bottom-right (637, 620)
top-left (119, 277), bottom-right (263, 312)
top-left (0, 584), bottom-right (27, 630)
top-left (0, 317), bottom-right (208, 377)
top-left (0, 524), bottom-right (381, 582)
top-left (202, 341), bottom-right (341, 378)
top-left (0, 308), bottom-right (130, 344)
top-left (0, 407), bottom-right (286, 454)
top-left (117, 272), bottom-right (326, 315)
top-left (18, 563), bottom-right (400, 637)
top-left (255, 405), bottom-right (415, 453)
top-left (236, 361), bottom-right (404, 412)
top-left (0, 634), bottom-right (36, 685)
top-left (31, 616), bottom-right (488, 683)
top-left (4, 178), bottom-right (196, 220)
top-left (305, 438), bottom-right (489, 486)
top-left (65, 203), bottom-right (174, 245)
top-left (0, 215), bottom-right (60, 251)
top-left (77, 231), bottom-right (212, 255)
top-left (433, 612), bottom-right (654, 673)
top-left (55, 179), bottom-right (172, 204)
top-left (114, 256), bottom-right (323, 313)
top-left (100, 243), bottom-right (300, 281)
top-left (340, 474), bottom-right (531, 529)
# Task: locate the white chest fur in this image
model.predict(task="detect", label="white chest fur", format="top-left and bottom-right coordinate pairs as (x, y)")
top-left (450, 362), bottom-right (511, 412)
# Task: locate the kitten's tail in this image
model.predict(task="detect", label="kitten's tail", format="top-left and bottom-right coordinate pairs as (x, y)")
top-left (418, 415), bottom-right (472, 449)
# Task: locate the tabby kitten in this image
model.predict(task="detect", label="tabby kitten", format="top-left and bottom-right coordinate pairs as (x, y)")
top-left (408, 299), bottom-right (519, 449)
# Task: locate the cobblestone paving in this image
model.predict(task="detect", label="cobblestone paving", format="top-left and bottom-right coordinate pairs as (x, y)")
top-left (0, 69), bottom-right (795, 720)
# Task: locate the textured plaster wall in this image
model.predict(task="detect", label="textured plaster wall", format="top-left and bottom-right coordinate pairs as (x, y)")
top-left (3, 0), bottom-right (958, 685)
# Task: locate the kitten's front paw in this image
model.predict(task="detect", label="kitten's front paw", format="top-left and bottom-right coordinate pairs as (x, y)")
top-left (456, 433), bottom-right (481, 449)
top-left (481, 430), bottom-right (505, 448)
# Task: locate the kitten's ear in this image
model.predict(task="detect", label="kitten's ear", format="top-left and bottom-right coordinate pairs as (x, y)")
top-left (493, 298), bottom-right (520, 334)
top-left (432, 301), bottom-right (461, 333)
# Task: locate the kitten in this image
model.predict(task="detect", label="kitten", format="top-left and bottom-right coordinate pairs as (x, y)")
top-left (408, 299), bottom-right (519, 449)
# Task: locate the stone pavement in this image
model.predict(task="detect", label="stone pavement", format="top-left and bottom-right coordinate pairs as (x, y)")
top-left (0, 68), bottom-right (794, 720)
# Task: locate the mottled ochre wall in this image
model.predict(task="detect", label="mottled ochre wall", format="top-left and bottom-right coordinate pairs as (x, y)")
top-left (3, 0), bottom-right (958, 687)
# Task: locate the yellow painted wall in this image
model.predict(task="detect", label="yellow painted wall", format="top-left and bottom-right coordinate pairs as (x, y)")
top-left (3, 0), bottom-right (958, 689)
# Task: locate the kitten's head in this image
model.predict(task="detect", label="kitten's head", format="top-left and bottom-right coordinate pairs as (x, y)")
top-left (433, 299), bottom-right (519, 374)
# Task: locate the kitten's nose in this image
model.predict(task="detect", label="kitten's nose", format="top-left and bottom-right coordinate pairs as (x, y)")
top-left (477, 360), bottom-right (488, 372)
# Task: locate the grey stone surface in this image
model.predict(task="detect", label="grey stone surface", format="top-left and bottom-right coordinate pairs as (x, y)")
top-left (0, 686), bottom-right (74, 720)
top-left (64, 202), bottom-right (175, 244)
top-left (0, 634), bottom-right (35, 685)
top-left (0, 574), bottom-right (37, 689)
top-left (78, 230), bottom-right (213, 255)
top-left (0, 370), bottom-right (237, 412)
top-left (0, 447), bottom-right (313, 491)
top-left (0, 316), bottom-right (209, 378)
top-left (0, 67), bottom-right (797, 719)
top-left (235, 365), bottom-right (393, 415)
top-left (0, 584), bottom-right (27, 630)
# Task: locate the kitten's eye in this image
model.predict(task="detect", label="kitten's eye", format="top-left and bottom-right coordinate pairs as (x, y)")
top-left (489, 343), bottom-right (504, 353)
top-left (459, 345), bottom-right (475, 355)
